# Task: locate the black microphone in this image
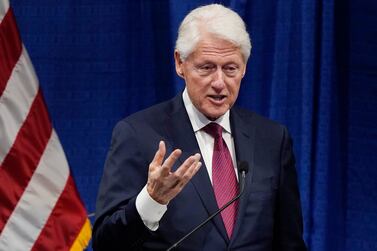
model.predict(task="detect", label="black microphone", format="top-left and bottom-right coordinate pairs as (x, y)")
top-left (166, 161), bottom-right (249, 251)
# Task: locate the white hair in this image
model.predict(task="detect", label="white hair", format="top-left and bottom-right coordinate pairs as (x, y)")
top-left (175, 4), bottom-right (252, 62)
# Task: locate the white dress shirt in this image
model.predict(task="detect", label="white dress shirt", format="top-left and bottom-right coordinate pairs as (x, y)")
top-left (136, 88), bottom-right (238, 230)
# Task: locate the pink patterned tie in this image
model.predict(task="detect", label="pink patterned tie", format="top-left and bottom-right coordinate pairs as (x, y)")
top-left (203, 123), bottom-right (239, 238)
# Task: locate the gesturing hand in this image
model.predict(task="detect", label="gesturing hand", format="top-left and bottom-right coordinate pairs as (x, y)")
top-left (147, 141), bottom-right (202, 205)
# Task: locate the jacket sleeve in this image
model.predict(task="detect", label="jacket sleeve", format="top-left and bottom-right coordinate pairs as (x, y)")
top-left (273, 126), bottom-right (307, 251)
top-left (92, 120), bottom-right (152, 251)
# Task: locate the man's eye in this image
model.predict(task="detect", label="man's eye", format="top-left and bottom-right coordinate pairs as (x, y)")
top-left (224, 66), bottom-right (237, 72)
top-left (199, 65), bottom-right (214, 71)
top-left (223, 65), bottom-right (240, 76)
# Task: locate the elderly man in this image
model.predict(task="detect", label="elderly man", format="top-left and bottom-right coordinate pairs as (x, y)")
top-left (93, 4), bottom-right (307, 251)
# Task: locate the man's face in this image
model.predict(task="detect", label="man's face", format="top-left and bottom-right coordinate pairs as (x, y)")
top-left (175, 35), bottom-right (246, 120)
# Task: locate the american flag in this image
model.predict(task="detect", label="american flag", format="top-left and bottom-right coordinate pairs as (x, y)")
top-left (0, 1), bottom-right (91, 250)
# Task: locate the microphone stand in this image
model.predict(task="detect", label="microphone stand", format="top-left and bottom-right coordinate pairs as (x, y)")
top-left (166, 166), bottom-right (248, 251)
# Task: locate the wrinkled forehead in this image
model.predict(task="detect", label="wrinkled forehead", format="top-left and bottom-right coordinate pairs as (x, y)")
top-left (188, 35), bottom-right (244, 62)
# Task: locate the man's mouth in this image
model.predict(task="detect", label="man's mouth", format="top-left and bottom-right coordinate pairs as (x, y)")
top-left (208, 95), bottom-right (226, 101)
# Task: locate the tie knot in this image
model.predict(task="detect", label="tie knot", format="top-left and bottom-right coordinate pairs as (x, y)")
top-left (203, 122), bottom-right (223, 139)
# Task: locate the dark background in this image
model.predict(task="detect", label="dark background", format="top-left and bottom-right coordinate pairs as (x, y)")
top-left (10, 0), bottom-right (377, 250)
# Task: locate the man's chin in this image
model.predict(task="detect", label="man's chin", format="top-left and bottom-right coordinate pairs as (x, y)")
top-left (205, 115), bottom-right (219, 121)
top-left (203, 109), bottom-right (228, 121)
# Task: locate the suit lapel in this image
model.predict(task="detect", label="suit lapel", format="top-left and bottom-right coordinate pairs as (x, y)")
top-left (229, 108), bottom-right (256, 245)
top-left (163, 95), bottom-right (229, 243)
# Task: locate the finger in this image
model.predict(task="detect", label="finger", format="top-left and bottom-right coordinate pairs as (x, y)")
top-left (156, 161), bottom-right (202, 204)
top-left (168, 161), bottom-right (202, 192)
top-left (150, 141), bottom-right (166, 167)
top-left (187, 161), bottom-right (202, 178)
top-left (180, 161), bottom-right (202, 186)
top-left (174, 153), bottom-right (201, 177)
top-left (160, 148), bottom-right (182, 176)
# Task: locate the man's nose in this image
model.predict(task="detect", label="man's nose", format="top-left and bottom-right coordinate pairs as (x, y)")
top-left (211, 68), bottom-right (225, 91)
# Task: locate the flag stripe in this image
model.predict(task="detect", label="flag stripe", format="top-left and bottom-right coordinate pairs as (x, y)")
top-left (31, 176), bottom-right (89, 251)
top-left (0, 130), bottom-right (69, 251)
top-left (0, 89), bottom-right (52, 232)
top-left (0, 0), bottom-right (9, 21)
top-left (0, 8), bottom-right (22, 97)
top-left (0, 47), bottom-right (40, 166)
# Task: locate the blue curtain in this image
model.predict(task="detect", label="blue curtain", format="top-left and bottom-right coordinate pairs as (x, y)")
top-left (11, 0), bottom-right (377, 250)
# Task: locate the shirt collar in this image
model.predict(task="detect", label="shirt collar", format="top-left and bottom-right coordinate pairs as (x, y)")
top-left (182, 88), bottom-right (231, 134)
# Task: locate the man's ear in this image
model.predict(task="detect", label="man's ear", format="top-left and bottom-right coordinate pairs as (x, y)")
top-left (174, 50), bottom-right (184, 78)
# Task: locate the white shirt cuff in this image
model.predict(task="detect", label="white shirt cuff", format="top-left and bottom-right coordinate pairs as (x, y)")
top-left (135, 185), bottom-right (167, 231)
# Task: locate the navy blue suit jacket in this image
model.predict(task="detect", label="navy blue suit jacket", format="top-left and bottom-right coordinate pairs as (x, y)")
top-left (93, 94), bottom-right (307, 251)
